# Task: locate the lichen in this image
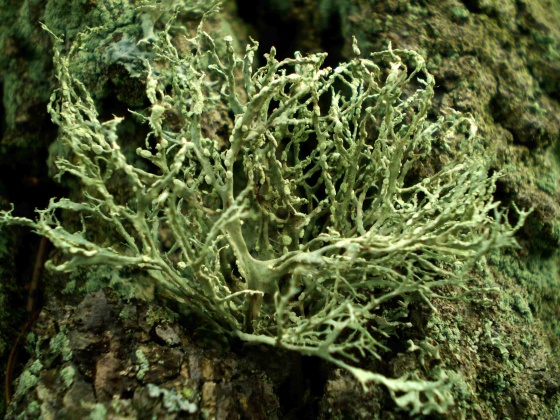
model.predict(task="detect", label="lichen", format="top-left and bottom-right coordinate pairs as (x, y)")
top-left (88, 403), bottom-right (108, 420)
top-left (60, 365), bottom-right (76, 389)
top-left (0, 6), bottom-right (531, 415)
top-left (135, 349), bottom-right (150, 381)
top-left (49, 331), bottom-right (73, 362)
top-left (14, 359), bottom-right (42, 399)
top-left (147, 383), bottom-right (198, 413)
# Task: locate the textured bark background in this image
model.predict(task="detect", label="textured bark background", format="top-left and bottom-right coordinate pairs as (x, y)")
top-left (1, 0), bottom-right (559, 418)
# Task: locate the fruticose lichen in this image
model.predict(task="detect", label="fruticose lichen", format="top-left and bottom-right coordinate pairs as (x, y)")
top-left (0, 6), bottom-right (530, 415)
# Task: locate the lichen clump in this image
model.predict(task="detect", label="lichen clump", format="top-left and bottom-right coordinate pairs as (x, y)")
top-left (0, 9), bottom-right (529, 415)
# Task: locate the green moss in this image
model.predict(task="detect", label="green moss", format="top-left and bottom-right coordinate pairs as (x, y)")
top-left (451, 5), bottom-right (470, 20)
top-left (551, 394), bottom-right (560, 419)
top-left (446, 371), bottom-right (475, 413)
top-left (530, 30), bottom-right (560, 61)
top-left (489, 251), bottom-right (560, 341)
top-left (510, 293), bottom-right (533, 321)
top-left (551, 220), bottom-right (560, 245)
top-left (427, 313), bottom-right (462, 349)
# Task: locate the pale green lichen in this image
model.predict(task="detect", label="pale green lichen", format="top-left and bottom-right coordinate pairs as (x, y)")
top-left (88, 403), bottom-right (108, 420)
top-left (60, 365), bottom-right (76, 389)
top-left (136, 349), bottom-right (150, 381)
top-left (14, 359), bottom-right (43, 399)
top-left (147, 383), bottom-right (197, 413)
top-left (49, 331), bottom-right (73, 362)
top-left (16, 400), bottom-right (40, 420)
top-left (0, 7), bottom-right (531, 415)
top-left (145, 306), bottom-right (178, 326)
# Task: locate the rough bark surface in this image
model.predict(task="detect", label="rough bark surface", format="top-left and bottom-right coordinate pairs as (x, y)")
top-left (5, 288), bottom-right (281, 419)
